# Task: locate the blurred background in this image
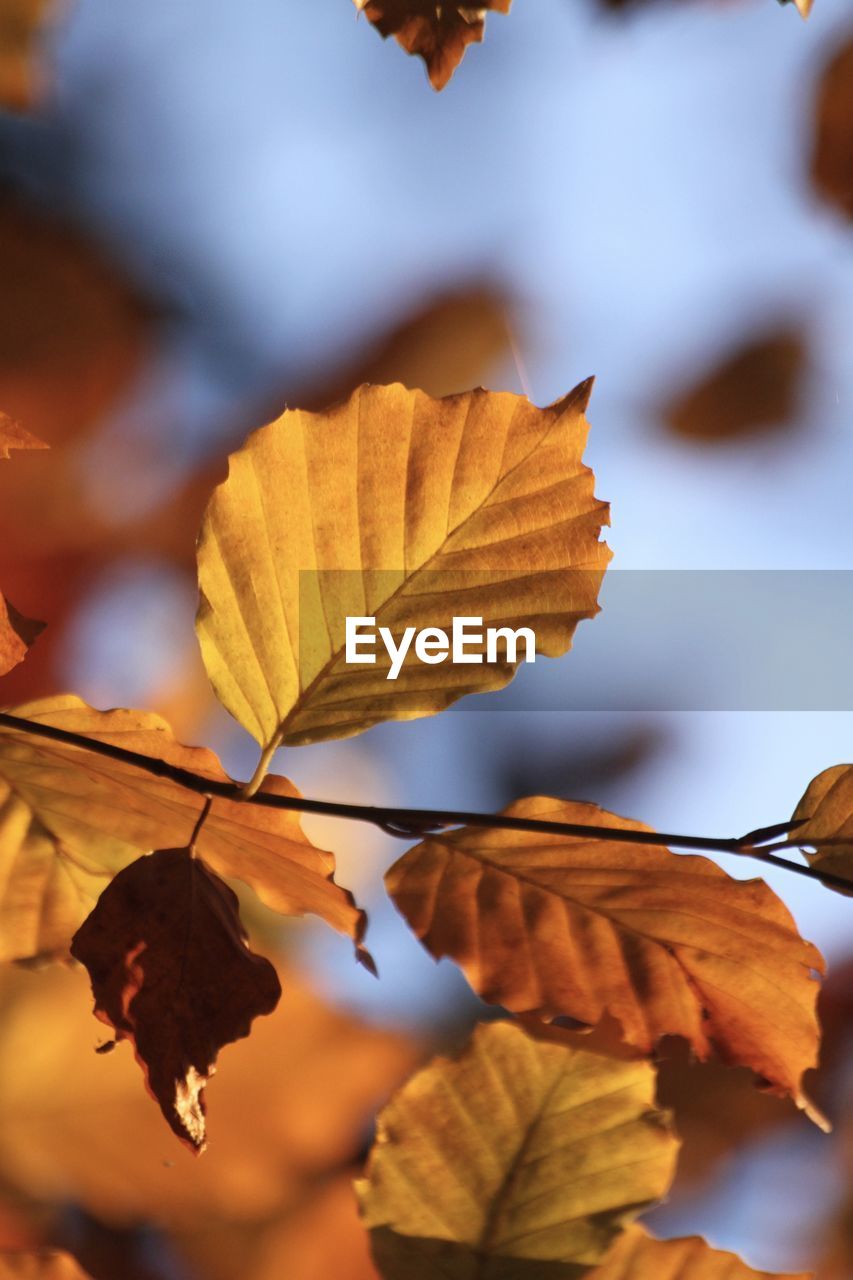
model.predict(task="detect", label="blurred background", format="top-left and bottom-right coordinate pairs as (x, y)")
top-left (0, 0), bottom-right (852, 1276)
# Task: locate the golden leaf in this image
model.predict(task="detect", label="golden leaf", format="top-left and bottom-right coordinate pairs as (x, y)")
top-left (0, 696), bottom-right (365, 963)
top-left (792, 764), bottom-right (853, 891)
top-left (386, 796), bottom-right (825, 1122)
top-left (0, 1253), bottom-right (93, 1280)
top-left (71, 848), bottom-right (282, 1150)
top-left (196, 381), bottom-right (609, 751)
top-left (353, 1), bottom-right (511, 90)
top-left (591, 1226), bottom-right (811, 1279)
top-left (356, 1019), bottom-right (678, 1277)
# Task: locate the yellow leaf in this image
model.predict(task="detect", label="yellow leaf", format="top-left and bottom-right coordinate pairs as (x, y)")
top-left (0, 695), bottom-right (365, 962)
top-left (0, 1254), bottom-right (93, 1280)
top-left (0, 594), bottom-right (43, 678)
top-left (792, 764), bottom-right (853, 892)
top-left (386, 796), bottom-right (825, 1123)
top-left (356, 1020), bottom-right (678, 1277)
top-left (353, 1), bottom-right (511, 90)
top-left (196, 381), bottom-right (609, 751)
top-left (590, 1226), bottom-right (811, 1280)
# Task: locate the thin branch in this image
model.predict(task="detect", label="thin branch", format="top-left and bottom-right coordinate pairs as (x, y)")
top-left (0, 711), bottom-right (848, 892)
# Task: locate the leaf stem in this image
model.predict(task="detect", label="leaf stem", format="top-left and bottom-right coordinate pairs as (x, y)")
top-left (0, 710), bottom-right (848, 892)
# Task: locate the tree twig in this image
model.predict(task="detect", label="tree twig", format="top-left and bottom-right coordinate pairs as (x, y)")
top-left (0, 711), bottom-right (848, 892)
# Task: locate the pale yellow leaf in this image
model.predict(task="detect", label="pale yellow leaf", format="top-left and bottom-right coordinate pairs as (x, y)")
top-left (196, 381), bottom-right (610, 751)
top-left (0, 695), bottom-right (364, 962)
top-left (590, 1226), bottom-right (811, 1280)
top-left (356, 1019), bottom-right (678, 1277)
top-left (386, 796), bottom-right (824, 1123)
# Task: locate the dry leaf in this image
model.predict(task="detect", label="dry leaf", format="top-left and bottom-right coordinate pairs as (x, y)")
top-left (0, 696), bottom-right (365, 963)
top-left (792, 764), bottom-right (853, 891)
top-left (354, 1), bottom-right (511, 90)
top-left (0, 415), bottom-right (47, 460)
top-left (70, 847), bottom-right (282, 1149)
top-left (664, 327), bottom-right (807, 443)
top-left (590, 1226), bottom-right (811, 1279)
top-left (0, 597), bottom-right (44, 679)
top-left (196, 381), bottom-right (610, 750)
top-left (811, 37), bottom-right (853, 220)
top-left (386, 796), bottom-right (825, 1122)
top-left (0, 0), bottom-right (55, 110)
top-left (0, 961), bottom-right (416, 1227)
top-left (357, 1019), bottom-right (678, 1277)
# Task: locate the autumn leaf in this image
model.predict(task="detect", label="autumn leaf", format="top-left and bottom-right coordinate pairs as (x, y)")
top-left (792, 764), bottom-right (853, 891)
top-left (0, 1254), bottom-right (94, 1280)
top-left (0, 962), bottom-right (415, 1227)
top-left (589, 1226), bottom-right (811, 1279)
top-left (70, 846), bottom-right (281, 1149)
top-left (196, 381), bottom-right (610, 751)
top-left (354, 1), bottom-right (511, 90)
top-left (0, 596), bottom-right (44, 679)
top-left (0, 414), bottom-right (46, 460)
top-left (811, 37), bottom-right (853, 220)
top-left (357, 1019), bottom-right (677, 1277)
top-left (0, 696), bottom-right (366, 963)
top-left (386, 796), bottom-right (825, 1123)
top-left (0, 0), bottom-right (55, 111)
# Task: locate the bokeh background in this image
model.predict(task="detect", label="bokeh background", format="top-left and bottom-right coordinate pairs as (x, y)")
top-left (0, 0), bottom-right (852, 1276)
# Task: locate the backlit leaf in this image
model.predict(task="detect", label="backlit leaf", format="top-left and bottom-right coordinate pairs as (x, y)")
top-left (0, 1254), bottom-right (94, 1280)
top-left (590, 1226), bottom-right (811, 1279)
top-left (71, 847), bottom-right (282, 1150)
top-left (196, 381), bottom-right (610, 750)
top-left (354, 1), bottom-right (511, 90)
top-left (356, 1019), bottom-right (678, 1277)
top-left (0, 696), bottom-right (365, 963)
top-left (792, 764), bottom-right (853, 892)
top-left (386, 796), bottom-right (825, 1122)
top-left (0, 414), bottom-right (46, 459)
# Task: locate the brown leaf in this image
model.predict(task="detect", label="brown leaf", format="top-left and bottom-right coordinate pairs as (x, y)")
top-left (0, 415), bottom-right (47, 460)
top-left (791, 763), bottom-right (853, 892)
top-left (811, 36), bottom-right (853, 221)
top-left (0, 0), bottom-right (55, 111)
top-left (70, 847), bottom-right (282, 1150)
top-left (354, 1), bottom-right (511, 90)
top-left (664, 327), bottom-right (808, 443)
top-left (386, 796), bottom-right (825, 1123)
top-left (0, 596), bottom-right (44, 679)
top-left (0, 1254), bottom-right (94, 1280)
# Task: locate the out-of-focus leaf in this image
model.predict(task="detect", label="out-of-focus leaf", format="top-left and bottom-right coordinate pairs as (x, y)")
top-left (0, 596), bottom-right (43, 679)
top-left (387, 796), bottom-right (825, 1123)
top-left (0, 696), bottom-right (366, 962)
top-left (0, 416), bottom-right (46, 460)
top-left (357, 1020), bottom-right (677, 1277)
top-left (354, 1), bottom-right (511, 90)
top-left (590, 1226), bottom-right (811, 1279)
top-left (0, 962), bottom-right (417, 1226)
top-left (0, 0), bottom-right (55, 110)
top-left (663, 327), bottom-right (807, 443)
top-left (792, 764), bottom-right (853, 891)
top-left (71, 848), bottom-right (282, 1150)
top-left (196, 381), bottom-right (610, 750)
top-left (811, 36), bottom-right (853, 220)
top-left (0, 1253), bottom-right (93, 1280)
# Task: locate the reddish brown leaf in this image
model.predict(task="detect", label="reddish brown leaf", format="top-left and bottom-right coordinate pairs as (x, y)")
top-left (811, 36), bottom-right (853, 221)
top-left (354, 1), bottom-right (511, 90)
top-left (0, 595), bottom-right (44, 678)
top-left (70, 848), bottom-right (282, 1151)
top-left (0, 414), bottom-right (46, 460)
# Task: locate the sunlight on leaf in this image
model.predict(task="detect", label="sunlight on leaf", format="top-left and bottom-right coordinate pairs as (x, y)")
top-left (590, 1226), bottom-right (811, 1279)
top-left (0, 696), bottom-right (365, 963)
top-left (353, 1), bottom-right (511, 90)
top-left (196, 381), bottom-right (610, 751)
top-left (386, 796), bottom-right (825, 1124)
top-left (792, 764), bottom-right (853, 893)
top-left (357, 1019), bottom-right (678, 1277)
top-left (0, 1254), bottom-right (94, 1280)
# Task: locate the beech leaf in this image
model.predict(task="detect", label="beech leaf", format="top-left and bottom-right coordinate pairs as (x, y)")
top-left (70, 847), bottom-right (281, 1149)
top-left (354, 1), bottom-right (511, 90)
top-left (0, 695), bottom-right (366, 963)
top-left (196, 381), bottom-right (610, 750)
top-left (0, 593), bottom-right (44, 678)
top-left (356, 1019), bottom-right (678, 1277)
top-left (386, 796), bottom-right (825, 1124)
top-left (792, 764), bottom-right (853, 892)
top-left (590, 1226), bottom-right (811, 1280)
top-left (0, 1254), bottom-right (94, 1280)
